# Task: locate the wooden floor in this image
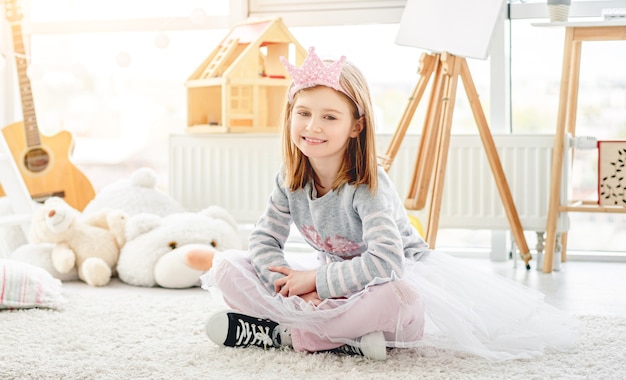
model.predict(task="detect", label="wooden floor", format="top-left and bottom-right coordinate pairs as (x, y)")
top-left (464, 258), bottom-right (626, 316)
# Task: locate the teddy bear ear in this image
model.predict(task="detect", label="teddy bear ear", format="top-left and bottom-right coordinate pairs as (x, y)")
top-left (129, 167), bottom-right (157, 188)
top-left (200, 206), bottom-right (239, 232)
top-left (125, 213), bottom-right (162, 241)
top-left (44, 196), bottom-right (67, 208)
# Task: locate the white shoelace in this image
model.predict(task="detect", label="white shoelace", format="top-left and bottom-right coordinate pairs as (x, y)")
top-left (235, 319), bottom-right (274, 348)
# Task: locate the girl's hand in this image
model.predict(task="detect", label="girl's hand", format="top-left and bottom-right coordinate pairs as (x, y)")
top-left (270, 266), bottom-right (316, 297)
top-left (300, 291), bottom-right (322, 306)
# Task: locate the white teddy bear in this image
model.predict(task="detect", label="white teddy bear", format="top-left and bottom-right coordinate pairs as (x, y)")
top-left (28, 197), bottom-right (127, 286)
top-left (116, 205), bottom-right (242, 288)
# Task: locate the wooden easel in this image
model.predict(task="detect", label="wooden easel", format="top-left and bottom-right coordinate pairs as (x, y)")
top-left (380, 52), bottom-right (532, 269)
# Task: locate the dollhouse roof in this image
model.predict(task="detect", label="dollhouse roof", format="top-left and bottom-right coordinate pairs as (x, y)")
top-left (187, 17), bottom-right (306, 82)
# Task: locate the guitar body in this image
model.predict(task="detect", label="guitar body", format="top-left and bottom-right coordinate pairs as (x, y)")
top-left (0, 121), bottom-right (95, 211)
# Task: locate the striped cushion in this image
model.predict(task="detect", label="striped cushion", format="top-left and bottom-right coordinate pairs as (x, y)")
top-left (0, 259), bottom-right (66, 310)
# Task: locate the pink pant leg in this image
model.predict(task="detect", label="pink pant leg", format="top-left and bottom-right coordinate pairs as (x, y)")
top-left (211, 252), bottom-right (274, 313)
top-left (291, 280), bottom-right (425, 353)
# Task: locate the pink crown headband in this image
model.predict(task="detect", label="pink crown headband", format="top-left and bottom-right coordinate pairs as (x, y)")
top-left (280, 47), bottom-right (364, 117)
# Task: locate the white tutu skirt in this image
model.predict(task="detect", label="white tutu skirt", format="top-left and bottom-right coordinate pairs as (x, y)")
top-left (201, 250), bottom-right (580, 361)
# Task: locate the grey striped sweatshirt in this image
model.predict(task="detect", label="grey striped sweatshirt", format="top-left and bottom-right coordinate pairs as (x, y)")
top-left (249, 166), bottom-right (430, 300)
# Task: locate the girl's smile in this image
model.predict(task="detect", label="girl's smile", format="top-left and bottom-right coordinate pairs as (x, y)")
top-left (301, 136), bottom-right (328, 144)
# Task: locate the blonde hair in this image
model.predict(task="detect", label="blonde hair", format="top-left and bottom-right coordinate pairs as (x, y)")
top-left (280, 59), bottom-right (378, 193)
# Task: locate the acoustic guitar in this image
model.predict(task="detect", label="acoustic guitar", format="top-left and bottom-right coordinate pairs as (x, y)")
top-left (1, 0), bottom-right (95, 211)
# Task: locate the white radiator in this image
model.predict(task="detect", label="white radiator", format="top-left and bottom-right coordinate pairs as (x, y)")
top-left (169, 133), bottom-right (559, 233)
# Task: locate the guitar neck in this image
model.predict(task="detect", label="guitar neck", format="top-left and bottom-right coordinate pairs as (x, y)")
top-left (10, 19), bottom-right (42, 148)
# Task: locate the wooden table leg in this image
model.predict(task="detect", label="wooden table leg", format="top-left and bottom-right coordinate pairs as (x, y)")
top-left (544, 28), bottom-right (576, 273)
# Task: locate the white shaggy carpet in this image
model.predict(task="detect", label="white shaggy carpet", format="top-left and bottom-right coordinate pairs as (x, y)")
top-left (0, 278), bottom-right (624, 380)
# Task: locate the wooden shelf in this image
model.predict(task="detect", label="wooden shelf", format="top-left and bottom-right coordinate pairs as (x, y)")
top-left (560, 200), bottom-right (626, 214)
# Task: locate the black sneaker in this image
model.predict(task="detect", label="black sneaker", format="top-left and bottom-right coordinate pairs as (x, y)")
top-left (205, 309), bottom-right (283, 349)
top-left (327, 331), bottom-right (387, 361)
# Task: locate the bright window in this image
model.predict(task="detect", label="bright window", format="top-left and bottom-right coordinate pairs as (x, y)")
top-left (2, 0), bottom-right (624, 256)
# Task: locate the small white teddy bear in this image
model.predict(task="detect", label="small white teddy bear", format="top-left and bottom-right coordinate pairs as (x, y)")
top-left (30, 197), bottom-right (126, 286)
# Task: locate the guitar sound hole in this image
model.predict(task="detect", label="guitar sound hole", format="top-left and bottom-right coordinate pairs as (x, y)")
top-left (24, 148), bottom-right (50, 173)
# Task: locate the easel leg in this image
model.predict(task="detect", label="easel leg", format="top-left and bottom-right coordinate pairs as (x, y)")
top-left (459, 58), bottom-right (532, 268)
top-left (425, 54), bottom-right (461, 246)
top-left (406, 55), bottom-right (447, 210)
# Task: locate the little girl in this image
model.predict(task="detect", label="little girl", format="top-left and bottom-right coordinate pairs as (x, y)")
top-left (200, 47), bottom-right (579, 361)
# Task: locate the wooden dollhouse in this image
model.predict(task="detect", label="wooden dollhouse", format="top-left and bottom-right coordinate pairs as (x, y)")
top-left (185, 18), bottom-right (307, 133)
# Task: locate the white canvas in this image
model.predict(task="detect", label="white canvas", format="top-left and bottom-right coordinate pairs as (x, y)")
top-left (395, 0), bottom-right (506, 60)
